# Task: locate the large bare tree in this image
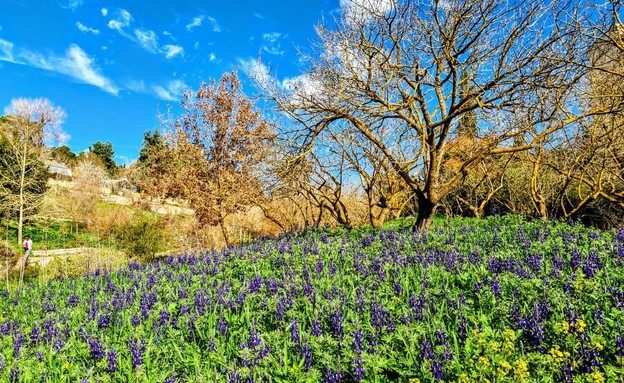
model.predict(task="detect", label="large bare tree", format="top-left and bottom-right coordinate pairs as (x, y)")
top-left (0, 98), bottom-right (66, 245)
top-left (253, 0), bottom-right (605, 229)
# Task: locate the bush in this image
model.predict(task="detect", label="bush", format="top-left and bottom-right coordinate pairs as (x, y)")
top-left (113, 214), bottom-right (169, 259)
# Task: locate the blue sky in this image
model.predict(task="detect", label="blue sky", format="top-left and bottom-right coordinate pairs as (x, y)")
top-left (0, 0), bottom-right (341, 165)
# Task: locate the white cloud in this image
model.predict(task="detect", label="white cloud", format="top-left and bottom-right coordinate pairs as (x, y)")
top-left (194, 41), bottom-right (199, 49)
top-left (0, 39), bottom-right (117, 94)
top-left (0, 25), bottom-right (3, 32)
top-left (153, 79), bottom-right (188, 101)
top-left (107, 9), bottom-right (133, 38)
top-left (186, 15), bottom-right (204, 31)
top-left (101, 8), bottom-right (108, 16)
top-left (207, 16), bottom-right (221, 32)
top-left (262, 32), bottom-right (286, 56)
top-left (76, 21), bottom-right (100, 34)
top-left (62, 0), bottom-right (83, 10)
top-left (340, 0), bottom-right (395, 23)
top-left (162, 45), bottom-right (184, 59)
top-left (0, 39), bottom-right (15, 63)
top-left (163, 31), bottom-right (176, 41)
top-left (134, 28), bottom-right (158, 53)
top-left (209, 53), bottom-right (216, 62)
top-left (125, 79), bottom-right (146, 92)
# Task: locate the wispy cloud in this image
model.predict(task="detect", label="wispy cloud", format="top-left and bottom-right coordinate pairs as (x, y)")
top-left (339, 0), bottom-right (395, 23)
top-left (61, 0), bottom-right (83, 10)
top-left (207, 16), bottom-right (221, 32)
top-left (76, 21), bottom-right (100, 34)
top-left (186, 15), bottom-right (204, 31)
top-left (0, 39), bottom-right (118, 94)
top-left (134, 28), bottom-right (158, 53)
top-left (153, 79), bottom-right (188, 101)
top-left (209, 53), bottom-right (216, 62)
top-left (253, 12), bottom-right (264, 19)
top-left (262, 32), bottom-right (286, 56)
top-left (106, 10), bottom-right (184, 59)
top-left (101, 8), bottom-right (108, 16)
top-left (162, 45), bottom-right (184, 59)
top-left (107, 8), bottom-right (133, 38)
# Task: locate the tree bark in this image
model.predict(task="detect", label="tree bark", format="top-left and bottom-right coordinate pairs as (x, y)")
top-left (413, 192), bottom-right (437, 231)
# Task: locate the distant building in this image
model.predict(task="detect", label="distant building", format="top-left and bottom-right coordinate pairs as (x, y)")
top-left (45, 159), bottom-right (73, 179)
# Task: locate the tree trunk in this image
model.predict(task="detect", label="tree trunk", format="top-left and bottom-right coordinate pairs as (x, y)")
top-left (413, 193), bottom-right (437, 231)
top-left (218, 220), bottom-right (230, 247)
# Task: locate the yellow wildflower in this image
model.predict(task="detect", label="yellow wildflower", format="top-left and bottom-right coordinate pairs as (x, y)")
top-left (490, 341), bottom-right (501, 352)
top-left (502, 329), bottom-right (516, 341)
top-left (63, 362), bottom-right (69, 370)
top-left (497, 360), bottom-right (512, 377)
top-left (479, 356), bottom-right (490, 367)
top-left (457, 373), bottom-right (470, 383)
top-left (513, 359), bottom-right (530, 380)
top-left (409, 379), bottom-right (420, 383)
top-left (392, 296), bottom-right (400, 302)
top-left (595, 342), bottom-right (604, 350)
top-left (549, 345), bottom-right (566, 364)
top-left (558, 321), bottom-right (570, 334)
top-left (591, 371), bottom-right (605, 383)
top-left (576, 318), bottom-right (587, 333)
top-left (503, 341), bottom-right (515, 353)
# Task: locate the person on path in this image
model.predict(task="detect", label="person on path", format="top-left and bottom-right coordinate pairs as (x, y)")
top-left (23, 236), bottom-right (32, 265)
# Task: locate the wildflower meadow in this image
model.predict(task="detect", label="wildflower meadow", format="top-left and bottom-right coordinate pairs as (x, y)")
top-left (1, 215), bottom-right (624, 382)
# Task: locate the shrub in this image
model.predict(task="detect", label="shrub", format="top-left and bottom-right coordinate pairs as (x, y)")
top-left (113, 214), bottom-right (169, 259)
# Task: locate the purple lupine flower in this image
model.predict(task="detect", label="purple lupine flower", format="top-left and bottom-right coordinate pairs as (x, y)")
top-left (322, 369), bottom-right (344, 383)
top-left (36, 351), bottom-right (44, 362)
top-left (421, 340), bottom-right (433, 359)
top-left (107, 349), bottom-right (118, 373)
top-left (431, 360), bottom-right (444, 380)
top-left (159, 310), bottom-right (170, 327)
top-left (290, 320), bottom-right (300, 346)
top-left (13, 331), bottom-right (25, 358)
top-left (352, 328), bottom-right (365, 353)
top-left (248, 327), bottom-right (261, 349)
top-left (128, 338), bottom-right (147, 371)
top-left (88, 337), bottom-right (106, 360)
top-left (10, 367), bottom-right (19, 383)
top-left (132, 315), bottom-right (141, 327)
top-left (329, 311), bottom-right (344, 340)
top-left (312, 319), bottom-right (322, 337)
top-left (217, 316), bottom-right (228, 337)
top-left (616, 334), bottom-right (624, 357)
top-left (0, 354), bottom-right (5, 372)
top-left (457, 314), bottom-right (468, 342)
top-left (352, 358), bottom-right (365, 381)
top-left (30, 323), bottom-right (41, 346)
top-left (301, 344), bottom-right (312, 371)
top-left (570, 249), bottom-right (581, 270)
top-left (98, 314), bottom-right (111, 329)
top-left (228, 371), bottom-right (242, 383)
top-left (491, 279), bottom-right (501, 299)
top-left (66, 294), bottom-right (80, 307)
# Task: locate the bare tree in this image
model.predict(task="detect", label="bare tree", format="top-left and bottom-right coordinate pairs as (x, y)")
top-left (0, 98), bottom-right (66, 245)
top-left (252, 0), bottom-right (605, 229)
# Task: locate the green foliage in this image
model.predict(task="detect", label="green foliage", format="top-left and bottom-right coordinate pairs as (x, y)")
top-left (1, 215), bottom-right (624, 381)
top-left (50, 145), bottom-right (77, 165)
top-left (137, 130), bottom-right (164, 166)
top-left (113, 214), bottom-right (169, 259)
top-left (89, 141), bottom-right (117, 177)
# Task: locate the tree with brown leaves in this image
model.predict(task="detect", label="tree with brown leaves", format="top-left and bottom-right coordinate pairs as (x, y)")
top-left (140, 71), bottom-right (272, 245)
